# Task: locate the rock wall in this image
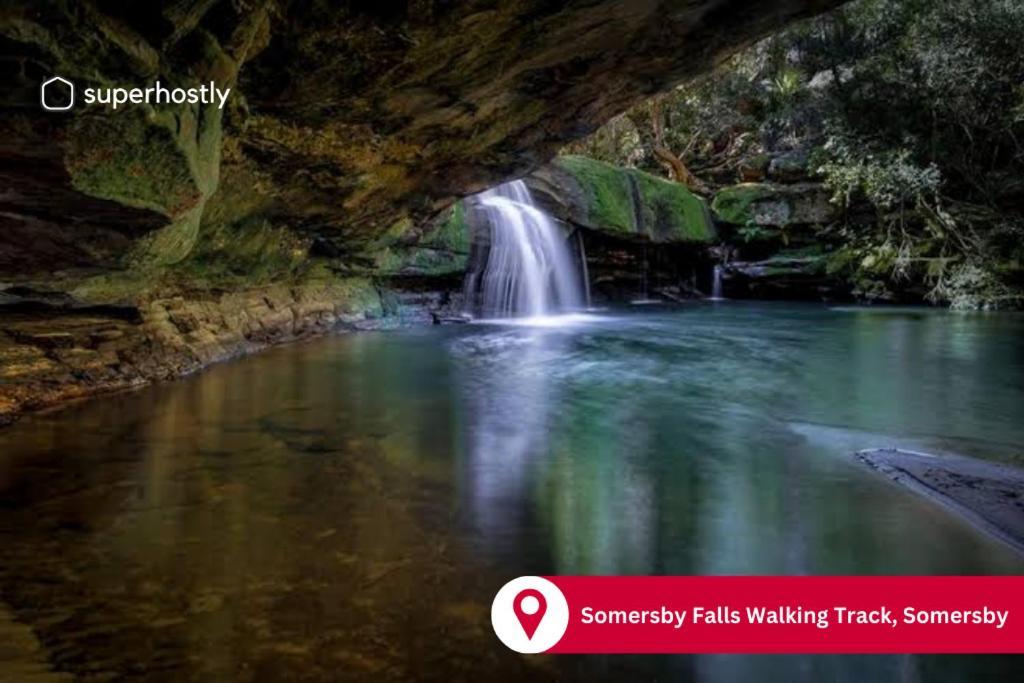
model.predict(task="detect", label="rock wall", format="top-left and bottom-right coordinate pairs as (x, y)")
top-left (524, 156), bottom-right (717, 301)
top-left (710, 151), bottom-right (848, 301)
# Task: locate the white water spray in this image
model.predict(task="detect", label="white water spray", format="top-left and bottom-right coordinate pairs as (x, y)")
top-left (463, 181), bottom-right (585, 318)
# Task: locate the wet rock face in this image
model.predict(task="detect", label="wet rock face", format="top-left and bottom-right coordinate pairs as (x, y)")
top-left (1, 0), bottom-right (845, 279)
top-left (711, 151), bottom-right (847, 302)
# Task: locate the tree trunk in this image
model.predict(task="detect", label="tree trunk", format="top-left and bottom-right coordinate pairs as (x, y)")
top-left (651, 144), bottom-right (709, 194)
top-left (646, 99), bottom-right (710, 194)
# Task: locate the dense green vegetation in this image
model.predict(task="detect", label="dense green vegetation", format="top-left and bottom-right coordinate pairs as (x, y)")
top-left (566, 0), bottom-right (1024, 308)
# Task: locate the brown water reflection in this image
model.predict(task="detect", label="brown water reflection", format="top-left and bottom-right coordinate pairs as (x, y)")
top-left (0, 351), bottom-right (554, 681)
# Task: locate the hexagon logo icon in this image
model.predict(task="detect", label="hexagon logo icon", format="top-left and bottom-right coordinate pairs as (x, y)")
top-left (41, 76), bottom-right (74, 111)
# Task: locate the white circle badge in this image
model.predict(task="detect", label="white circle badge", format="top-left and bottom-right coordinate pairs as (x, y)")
top-left (491, 576), bottom-right (569, 653)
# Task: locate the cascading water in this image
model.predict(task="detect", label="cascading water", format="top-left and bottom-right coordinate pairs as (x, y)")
top-left (711, 264), bottom-right (724, 300)
top-left (462, 180), bottom-right (585, 318)
top-left (576, 229), bottom-right (592, 308)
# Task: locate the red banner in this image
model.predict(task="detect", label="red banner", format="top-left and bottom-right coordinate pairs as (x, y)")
top-left (490, 576), bottom-right (1024, 654)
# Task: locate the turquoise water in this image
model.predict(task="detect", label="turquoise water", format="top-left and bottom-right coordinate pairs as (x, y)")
top-left (0, 302), bottom-right (1022, 680)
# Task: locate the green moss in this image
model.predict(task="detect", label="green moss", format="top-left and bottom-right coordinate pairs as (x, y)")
top-left (65, 110), bottom-right (201, 217)
top-left (69, 271), bottom-right (153, 305)
top-left (628, 169), bottom-right (715, 242)
top-left (554, 156), bottom-right (714, 243)
top-left (555, 156), bottom-right (636, 233)
top-left (333, 277), bottom-right (383, 317)
top-left (369, 202), bottom-right (470, 276)
top-left (744, 153), bottom-right (772, 171)
top-left (376, 217), bottom-right (415, 248)
top-left (394, 247), bottom-right (467, 275)
top-left (770, 245), bottom-right (826, 260)
top-left (711, 183), bottom-right (775, 225)
top-left (179, 215), bottom-right (312, 286)
top-left (423, 202), bottom-right (471, 255)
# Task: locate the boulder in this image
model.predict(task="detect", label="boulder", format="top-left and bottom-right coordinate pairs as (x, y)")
top-left (723, 250), bottom-right (845, 301)
top-left (767, 148), bottom-right (813, 182)
top-left (527, 156), bottom-right (716, 243)
top-left (738, 154), bottom-right (771, 182)
top-left (711, 183), bottom-right (838, 227)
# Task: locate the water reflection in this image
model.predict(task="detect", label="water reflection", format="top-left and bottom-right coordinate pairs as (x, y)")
top-left (0, 304), bottom-right (1023, 681)
top-left (454, 321), bottom-right (657, 574)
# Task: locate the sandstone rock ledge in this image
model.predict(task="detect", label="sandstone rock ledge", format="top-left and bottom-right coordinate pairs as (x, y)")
top-left (0, 280), bottom-right (452, 426)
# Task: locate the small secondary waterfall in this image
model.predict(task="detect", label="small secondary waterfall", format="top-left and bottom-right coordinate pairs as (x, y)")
top-left (711, 264), bottom-right (724, 300)
top-left (462, 180), bottom-right (585, 318)
top-left (576, 229), bottom-right (592, 308)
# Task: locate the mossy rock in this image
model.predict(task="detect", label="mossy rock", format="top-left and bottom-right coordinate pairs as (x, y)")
top-left (422, 202), bottom-right (471, 256)
top-left (628, 168), bottom-right (714, 242)
top-left (65, 109), bottom-right (201, 217)
top-left (370, 203), bottom-right (470, 276)
top-left (710, 183), bottom-right (776, 226)
top-left (712, 182), bottom-right (837, 227)
top-left (529, 156), bottom-right (715, 243)
top-left (383, 246), bottom-right (468, 276)
top-left (553, 156), bottom-right (637, 233)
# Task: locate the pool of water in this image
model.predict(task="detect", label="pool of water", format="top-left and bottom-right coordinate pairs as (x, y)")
top-left (1, 302), bottom-right (1022, 680)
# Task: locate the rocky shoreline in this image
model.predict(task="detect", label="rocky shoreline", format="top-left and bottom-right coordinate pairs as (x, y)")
top-left (855, 448), bottom-right (1024, 556)
top-left (0, 281), bottom-right (458, 427)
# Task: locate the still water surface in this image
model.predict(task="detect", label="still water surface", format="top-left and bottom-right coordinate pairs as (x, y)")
top-left (1, 303), bottom-right (1022, 681)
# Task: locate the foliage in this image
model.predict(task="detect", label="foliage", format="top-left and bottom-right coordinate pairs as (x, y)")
top-left (809, 0), bottom-right (1024, 307)
top-left (566, 0), bottom-right (1024, 308)
top-left (816, 140), bottom-right (940, 212)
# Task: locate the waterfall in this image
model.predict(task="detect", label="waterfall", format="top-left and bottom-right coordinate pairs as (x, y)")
top-left (711, 264), bottom-right (724, 300)
top-left (463, 180), bottom-right (585, 318)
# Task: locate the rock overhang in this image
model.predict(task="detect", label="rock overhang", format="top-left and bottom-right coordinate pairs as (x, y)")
top-left (0, 0), bottom-right (847, 283)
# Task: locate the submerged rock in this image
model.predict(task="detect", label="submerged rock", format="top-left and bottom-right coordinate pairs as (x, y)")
top-left (856, 448), bottom-right (1024, 556)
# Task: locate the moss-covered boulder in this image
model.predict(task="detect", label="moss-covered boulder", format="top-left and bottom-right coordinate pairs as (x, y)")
top-left (527, 156), bottom-right (716, 243)
top-left (712, 182), bottom-right (837, 227)
top-left (710, 184), bottom-right (777, 226)
top-left (369, 203), bottom-right (470, 277)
